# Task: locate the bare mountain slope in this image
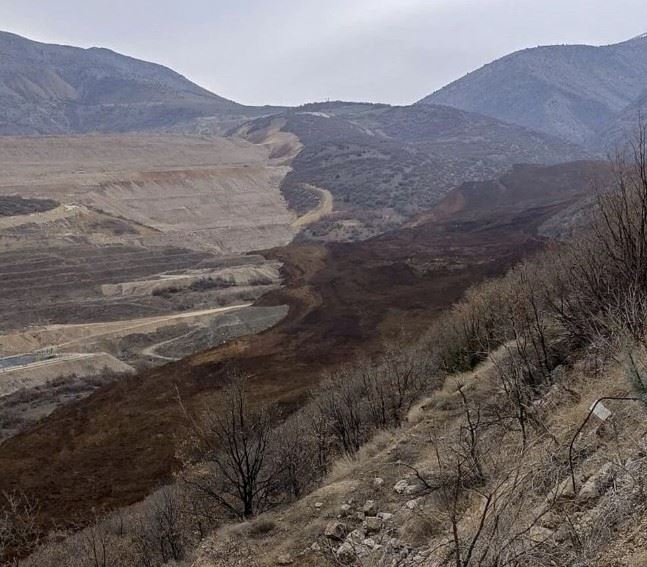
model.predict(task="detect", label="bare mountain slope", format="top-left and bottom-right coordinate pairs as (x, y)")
top-left (420, 34), bottom-right (647, 145)
top-left (0, 31), bottom-right (276, 135)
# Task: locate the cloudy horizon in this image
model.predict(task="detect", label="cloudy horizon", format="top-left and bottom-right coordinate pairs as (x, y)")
top-left (2, 0), bottom-right (647, 107)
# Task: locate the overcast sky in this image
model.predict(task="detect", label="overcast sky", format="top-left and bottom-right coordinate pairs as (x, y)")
top-left (1, 0), bottom-right (647, 106)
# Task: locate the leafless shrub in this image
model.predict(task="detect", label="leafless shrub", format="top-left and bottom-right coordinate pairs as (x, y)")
top-left (133, 487), bottom-right (187, 566)
top-left (271, 412), bottom-right (322, 499)
top-left (182, 373), bottom-right (277, 519)
top-left (549, 123), bottom-right (647, 351)
top-left (315, 368), bottom-right (371, 455)
top-left (0, 491), bottom-right (40, 564)
top-left (428, 436), bottom-right (563, 567)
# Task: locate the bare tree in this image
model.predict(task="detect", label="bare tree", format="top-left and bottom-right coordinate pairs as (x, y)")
top-left (314, 370), bottom-right (368, 455)
top-left (550, 122), bottom-right (647, 349)
top-left (184, 374), bottom-right (276, 519)
top-left (457, 387), bottom-right (485, 484)
top-left (0, 491), bottom-right (40, 565)
top-left (272, 413), bottom-right (321, 500)
top-left (134, 488), bottom-right (185, 565)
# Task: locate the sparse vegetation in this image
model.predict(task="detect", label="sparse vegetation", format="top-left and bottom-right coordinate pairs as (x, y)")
top-left (0, 196), bottom-right (58, 217)
top-left (11, 126), bottom-right (647, 566)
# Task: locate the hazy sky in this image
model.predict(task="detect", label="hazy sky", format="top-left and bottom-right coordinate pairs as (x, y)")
top-left (2, 0), bottom-right (647, 106)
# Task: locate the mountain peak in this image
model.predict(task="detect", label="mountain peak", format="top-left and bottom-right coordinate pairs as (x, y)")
top-left (420, 33), bottom-right (647, 145)
top-left (0, 30), bottom-right (250, 135)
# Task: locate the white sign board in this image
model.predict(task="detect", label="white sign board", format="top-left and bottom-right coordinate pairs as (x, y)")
top-left (591, 401), bottom-right (612, 421)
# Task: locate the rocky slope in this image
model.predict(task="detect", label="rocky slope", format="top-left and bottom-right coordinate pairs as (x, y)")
top-left (0, 31), bottom-right (276, 135)
top-left (420, 33), bottom-right (647, 146)
top-left (192, 349), bottom-right (647, 567)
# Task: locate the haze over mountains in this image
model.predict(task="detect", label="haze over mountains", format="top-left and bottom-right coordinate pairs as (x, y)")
top-left (2, 29), bottom-right (647, 153)
top-left (421, 33), bottom-right (647, 147)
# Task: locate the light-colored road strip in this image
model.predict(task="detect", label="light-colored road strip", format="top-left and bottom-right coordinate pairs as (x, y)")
top-left (53, 303), bottom-right (253, 350)
top-left (292, 184), bottom-right (334, 229)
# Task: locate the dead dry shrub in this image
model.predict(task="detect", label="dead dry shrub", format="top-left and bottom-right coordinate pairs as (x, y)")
top-left (245, 517), bottom-right (276, 539)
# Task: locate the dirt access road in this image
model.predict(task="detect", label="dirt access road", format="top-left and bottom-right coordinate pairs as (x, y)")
top-left (292, 184), bottom-right (333, 228)
top-left (0, 303), bottom-right (253, 356)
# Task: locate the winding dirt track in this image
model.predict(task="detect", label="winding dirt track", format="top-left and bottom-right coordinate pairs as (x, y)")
top-left (51, 303), bottom-right (254, 350)
top-left (141, 330), bottom-right (196, 362)
top-left (0, 303), bottom-right (253, 356)
top-left (292, 184), bottom-right (333, 228)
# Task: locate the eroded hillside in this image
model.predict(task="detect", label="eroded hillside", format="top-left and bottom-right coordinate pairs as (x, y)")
top-left (0, 156), bottom-right (587, 538)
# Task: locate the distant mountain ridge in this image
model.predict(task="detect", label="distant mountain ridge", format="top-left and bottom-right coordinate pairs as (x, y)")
top-left (0, 31), bottom-right (275, 135)
top-left (420, 34), bottom-right (647, 146)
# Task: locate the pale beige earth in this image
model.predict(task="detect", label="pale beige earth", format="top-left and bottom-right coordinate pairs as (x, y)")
top-left (0, 127), bottom-right (335, 430)
top-left (0, 353), bottom-right (134, 398)
top-left (0, 304), bottom-right (254, 357)
top-left (0, 133), bottom-right (298, 253)
top-left (0, 130), bottom-right (326, 405)
top-left (100, 262), bottom-right (282, 298)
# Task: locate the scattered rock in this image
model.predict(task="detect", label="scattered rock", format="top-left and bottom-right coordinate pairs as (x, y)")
top-left (365, 516), bottom-right (383, 534)
top-left (393, 478), bottom-right (425, 495)
top-left (314, 502), bottom-right (323, 509)
top-left (336, 542), bottom-right (356, 562)
top-left (578, 462), bottom-right (616, 500)
top-left (340, 503), bottom-right (351, 517)
top-left (405, 498), bottom-right (419, 510)
top-left (310, 542), bottom-right (321, 552)
top-left (363, 537), bottom-right (377, 549)
top-left (276, 553), bottom-right (294, 565)
top-left (378, 512), bottom-right (393, 521)
top-left (403, 482), bottom-right (425, 496)
top-left (347, 528), bottom-right (366, 543)
top-left (363, 500), bottom-right (378, 516)
top-left (547, 476), bottom-right (577, 501)
top-left (394, 479), bottom-right (410, 494)
top-left (529, 526), bottom-right (554, 543)
top-left (537, 510), bottom-right (560, 530)
top-left (373, 477), bottom-right (385, 489)
top-left (325, 521), bottom-right (346, 541)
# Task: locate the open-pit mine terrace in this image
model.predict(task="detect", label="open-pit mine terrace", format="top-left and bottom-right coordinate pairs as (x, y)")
top-left (0, 132), bottom-right (310, 425)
